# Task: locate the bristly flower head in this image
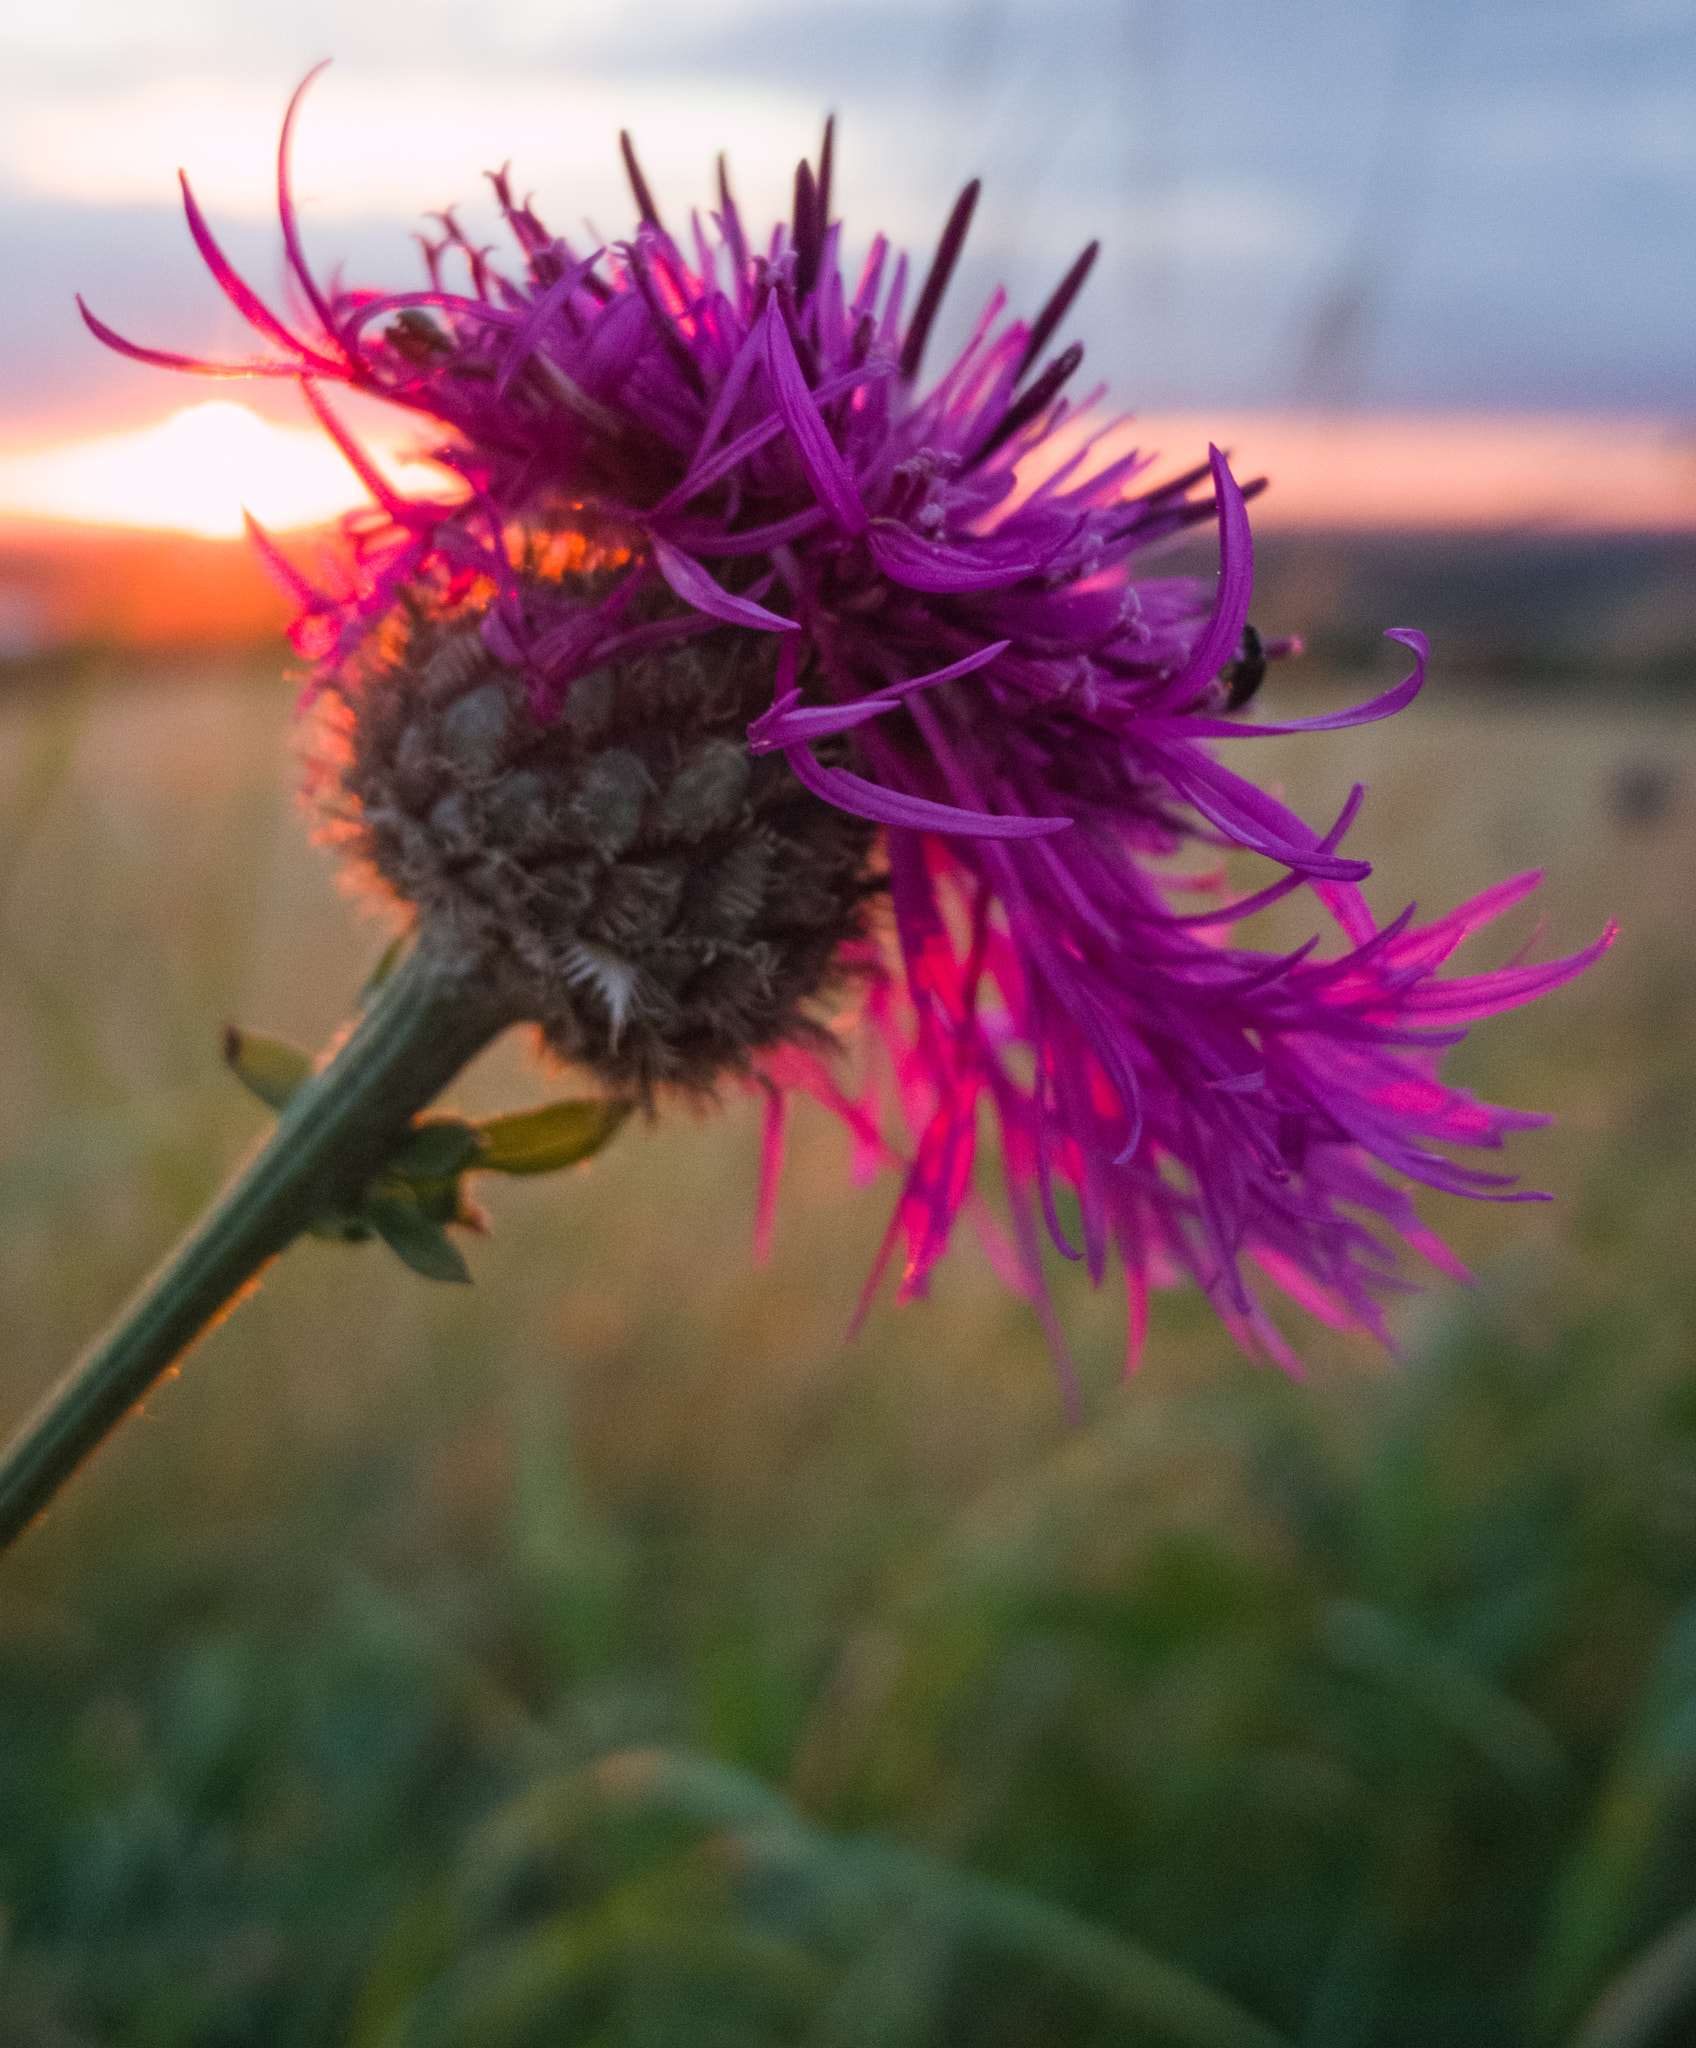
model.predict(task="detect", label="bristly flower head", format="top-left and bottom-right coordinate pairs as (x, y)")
top-left (84, 75), bottom-right (1612, 1401)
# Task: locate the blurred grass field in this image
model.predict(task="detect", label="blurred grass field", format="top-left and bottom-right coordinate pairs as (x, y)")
top-left (0, 641), bottom-right (1694, 2047)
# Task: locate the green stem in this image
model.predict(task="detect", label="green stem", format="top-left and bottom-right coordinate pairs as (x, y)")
top-left (0, 926), bottom-right (511, 1553)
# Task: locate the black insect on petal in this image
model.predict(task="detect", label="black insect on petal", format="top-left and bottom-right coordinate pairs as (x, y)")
top-left (1223, 624), bottom-right (1268, 711)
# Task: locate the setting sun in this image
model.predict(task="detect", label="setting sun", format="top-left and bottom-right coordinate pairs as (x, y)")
top-left (0, 400), bottom-right (452, 539)
top-left (4, 401), bottom-right (1694, 546)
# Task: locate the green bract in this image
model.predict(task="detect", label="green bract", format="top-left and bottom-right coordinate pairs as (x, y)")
top-left (224, 983), bottom-right (631, 1287)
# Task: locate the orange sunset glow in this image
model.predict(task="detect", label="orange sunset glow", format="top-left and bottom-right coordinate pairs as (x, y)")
top-left (1051, 413), bottom-right (1696, 534)
top-left (0, 406), bottom-right (1691, 654)
top-left (5, 405), bottom-right (1694, 544)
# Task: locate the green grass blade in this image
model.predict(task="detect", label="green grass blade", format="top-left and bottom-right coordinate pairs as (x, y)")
top-left (462, 1749), bottom-right (1296, 2048)
top-left (1536, 1600), bottom-right (1696, 2031)
top-left (1568, 1902), bottom-right (1696, 2048)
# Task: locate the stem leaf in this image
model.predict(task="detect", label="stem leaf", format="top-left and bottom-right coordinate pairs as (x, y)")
top-left (366, 1191), bottom-right (473, 1284)
top-left (476, 1099), bottom-right (631, 1176)
top-left (224, 1026), bottom-right (314, 1111)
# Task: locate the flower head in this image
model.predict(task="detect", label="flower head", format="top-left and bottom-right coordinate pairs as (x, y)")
top-left (84, 81), bottom-right (1612, 1396)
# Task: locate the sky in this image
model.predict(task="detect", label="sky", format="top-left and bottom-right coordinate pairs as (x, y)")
top-left (1, 0), bottom-right (1692, 454)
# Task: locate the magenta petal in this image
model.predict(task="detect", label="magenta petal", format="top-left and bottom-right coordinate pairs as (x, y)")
top-left (1140, 737), bottom-right (1373, 881)
top-left (746, 639), bottom-right (1010, 751)
top-left (811, 357), bottom-right (897, 406)
top-left (651, 537), bottom-right (798, 630)
top-left (299, 381), bottom-right (428, 528)
top-left (242, 512), bottom-right (322, 611)
top-left (495, 249), bottom-right (609, 396)
top-left (337, 289), bottom-right (502, 345)
top-left (1181, 629), bottom-right (1428, 739)
top-left (762, 300), bottom-right (868, 535)
top-left (275, 66), bottom-right (346, 352)
top-left (177, 171), bottom-right (335, 370)
top-left (1413, 869), bottom-right (1546, 952)
top-left (75, 298), bottom-right (299, 378)
top-left (753, 1084), bottom-right (788, 1264)
top-left (666, 506), bottom-right (829, 557)
top-left (652, 412), bottom-right (788, 514)
top-left (1147, 446), bottom-right (1255, 706)
top-left (866, 523), bottom-right (1047, 592)
top-left (683, 316), bottom-right (768, 472)
top-left (782, 742), bottom-right (1070, 838)
top-left (1403, 924), bottom-right (1618, 1020)
top-left (1175, 786), bottom-right (1369, 927)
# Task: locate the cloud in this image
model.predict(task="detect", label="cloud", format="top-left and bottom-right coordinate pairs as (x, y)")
top-left (1, 0), bottom-right (1693, 427)
top-left (1449, 83), bottom-right (1696, 177)
top-left (2, 0), bottom-right (831, 75)
top-left (1093, 185), bottom-right (1325, 266)
top-left (3, 72), bottom-right (840, 224)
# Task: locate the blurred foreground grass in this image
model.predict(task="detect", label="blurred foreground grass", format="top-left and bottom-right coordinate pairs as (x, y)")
top-left (0, 648), bottom-right (1693, 2047)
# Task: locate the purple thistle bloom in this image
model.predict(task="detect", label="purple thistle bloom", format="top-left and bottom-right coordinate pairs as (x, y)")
top-left (84, 81), bottom-right (1613, 1400)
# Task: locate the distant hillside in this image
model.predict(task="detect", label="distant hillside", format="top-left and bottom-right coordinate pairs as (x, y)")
top-left (0, 518), bottom-right (289, 659)
top-left (1209, 531), bottom-right (1696, 690)
top-left (1, 520), bottom-right (1691, 692)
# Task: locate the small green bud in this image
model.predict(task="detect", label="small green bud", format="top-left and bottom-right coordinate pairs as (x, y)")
top-left (309, 1212), bottom-right (375, 1244)
top-left (224, 1027), bottom-right (313, 1111)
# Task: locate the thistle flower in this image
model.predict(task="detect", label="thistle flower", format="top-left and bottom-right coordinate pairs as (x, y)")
top-left (77, 81), bottom-right (1612, 1405)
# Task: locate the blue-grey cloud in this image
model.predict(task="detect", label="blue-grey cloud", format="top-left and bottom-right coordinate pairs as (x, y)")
top-left (1, 0), bottom-right (1691, 437)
